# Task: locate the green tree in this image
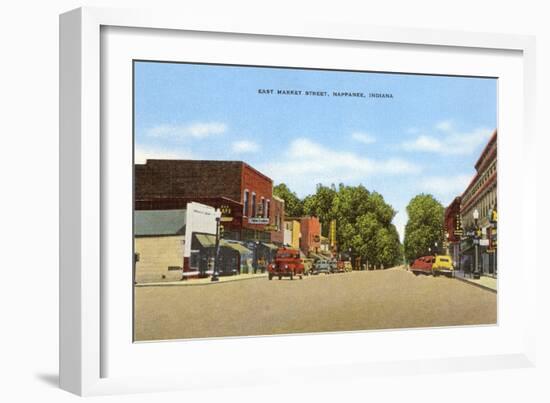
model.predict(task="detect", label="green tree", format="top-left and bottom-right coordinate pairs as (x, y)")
top-left (274, 182), bottom-right (403, 267)
top-left (302, 184), bottom-right (337, 236)
top-left (403, 194), bottom-right (445, 263)
top-left (273, 183), bottom-right (303, 217)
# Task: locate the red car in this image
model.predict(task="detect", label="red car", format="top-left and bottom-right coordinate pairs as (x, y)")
top-left (268, 247), bottom-right (304, 280)
top-left (410, 256), bottom-right (434, 275)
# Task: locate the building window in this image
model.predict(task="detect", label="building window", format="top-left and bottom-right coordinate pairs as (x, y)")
top-left (243, 190), bottom-right (249, 217)
top-left (266, 199), bottom-right (270, 218)
top-left (252, 192), bottom-right (257, 217)
top-left (261, 197), bottom-right (265, 218)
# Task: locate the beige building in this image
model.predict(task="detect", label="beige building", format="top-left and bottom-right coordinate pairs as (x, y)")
top-left (460, 130), bottom-right (497, 276)
top-left (134, 209), bottom-right (186, 283)
top-left (283, 218), bottom-right (301, 250)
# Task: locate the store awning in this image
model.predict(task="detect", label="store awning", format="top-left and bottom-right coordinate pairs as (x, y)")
top-left (221, 241), bottom-right (252, 254)
top-left (260, 242), bottom-right (279, 250)
top-left (309, 253), bottom-right (327, 261)
top-left (195, 234), bottom-right (216, 248)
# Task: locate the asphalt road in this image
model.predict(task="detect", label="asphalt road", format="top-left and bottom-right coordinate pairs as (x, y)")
top-left (134, 267), bottom-right (497, 341)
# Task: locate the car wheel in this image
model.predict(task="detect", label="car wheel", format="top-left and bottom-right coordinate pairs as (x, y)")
top-left (290, 273), bottom-right (294, 280)
top-left (299, 274), bottom-right (303, 279)
top-left (278, 275), bottom-right (282, 280)
top-left (268, 273), bottom-right (273, 280)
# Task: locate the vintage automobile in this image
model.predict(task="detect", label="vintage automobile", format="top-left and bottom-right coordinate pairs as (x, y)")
top-left (267, 247), bottom-right (305, 280)
top-left (329, 259), bottom-right (341, 273)
top-left (301, 258), bottom-right (314, 276)
top-left (310, 259), bottom-right (331, 275)
top-left (410, 255), bottom-right (434, 275)
top-left (342, 261), bottom-right (353, 272)
top-left (432, 255), bottom-right (454, 277)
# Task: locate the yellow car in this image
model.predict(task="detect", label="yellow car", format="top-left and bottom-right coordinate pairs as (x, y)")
top-left (432, 255), bottom-right (453, 277)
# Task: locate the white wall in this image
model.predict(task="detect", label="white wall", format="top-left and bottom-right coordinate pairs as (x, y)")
top-left (2, 1), bottom-right (549, 402)
top-left (184, 202), bottom-right (217, 257)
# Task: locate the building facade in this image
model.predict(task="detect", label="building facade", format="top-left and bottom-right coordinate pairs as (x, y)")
top-left (135, 159), bottom-right (283, 243)
top-left (284, 218), bottom-right (301, 249)
top-left (134, 209), bottom-right (187, 283)
top-left (270, 196), bottom-right (285, 245)
top-left (460, 130), bottom-right (497, 276)
top-left (444, 196), bottom-right (462, 269)
top-left (299, 216), bottom-right (321, 255)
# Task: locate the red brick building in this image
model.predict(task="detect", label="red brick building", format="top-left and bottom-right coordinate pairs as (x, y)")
top-left (299, 216), bottom-right (321, 255)
top-left (270, 196), bottom-right (285, 245)
top-left (135, 159), bottom-right (282, 243)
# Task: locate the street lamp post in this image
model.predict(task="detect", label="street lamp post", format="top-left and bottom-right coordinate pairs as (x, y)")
top-left (211, 209), bottom-right (222, 282)
top-left (473, 209), bottom-right (480, 279)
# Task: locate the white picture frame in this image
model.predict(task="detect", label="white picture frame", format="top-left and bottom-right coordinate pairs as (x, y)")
top-left (60, 6), bottom-right (537, 396)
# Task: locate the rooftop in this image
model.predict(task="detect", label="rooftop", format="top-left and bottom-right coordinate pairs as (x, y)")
top-left (134, 209), bottom-right (187, 236)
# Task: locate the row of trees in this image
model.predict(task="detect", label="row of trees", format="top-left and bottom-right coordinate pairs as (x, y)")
top-left (274, 185), bottom-right (447, 267)
top-left (273, 183), bottom-right (403, 268)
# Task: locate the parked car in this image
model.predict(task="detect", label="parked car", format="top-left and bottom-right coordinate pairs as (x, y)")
top-left (301, 258), bottom-right (314, 276)
top-left (310, 260), bottom-right (331, 275)
top-left (342, 261), bottom-right (353, 272)
top-left (329, 259), bottom-right (341, 273)
top-left (432, 255), bottom-right (454, 277)
top-left (410, 256), bottom-right (434, 275)
top-left (267, 247), bottom-right (304, 280)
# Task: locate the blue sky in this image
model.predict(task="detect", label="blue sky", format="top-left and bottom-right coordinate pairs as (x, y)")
top-left (134, 61), bottom-right (497, 240)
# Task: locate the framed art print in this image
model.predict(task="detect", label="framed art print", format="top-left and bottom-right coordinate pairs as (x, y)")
top-left (60, 7), bottom-right (537, 396)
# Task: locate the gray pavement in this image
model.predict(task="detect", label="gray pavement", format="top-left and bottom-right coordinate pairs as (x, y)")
top-left (134, 267), bottom-right (497, 341)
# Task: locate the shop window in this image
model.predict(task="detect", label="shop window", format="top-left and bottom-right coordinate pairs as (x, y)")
top-left (243, 190), bottom-right (249, 217)
top-left (252, 192), bottom-right (257, 217)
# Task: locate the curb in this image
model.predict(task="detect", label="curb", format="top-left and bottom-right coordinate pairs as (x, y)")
top-left (135, 274), bottom-right (268, 287)
top-left (453, 275), bottom-right (497, 293)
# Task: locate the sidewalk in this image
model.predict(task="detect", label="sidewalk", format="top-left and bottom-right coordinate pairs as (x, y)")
top-left (135, 272), bottom-right (268, 287)
top-left (453, 270), bottom-right (497, 292)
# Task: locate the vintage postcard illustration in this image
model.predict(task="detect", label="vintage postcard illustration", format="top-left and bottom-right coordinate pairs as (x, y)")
top-left (133, 61), bottom-right (497, 342)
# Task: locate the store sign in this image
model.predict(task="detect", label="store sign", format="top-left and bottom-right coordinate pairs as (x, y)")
top-left (264, 224), bottom-right (278, 231)
top-left (184, 202), bottom-right (217, 258)
top-left (479, 239), bottom-right (490, 246)
top-left (248, 217), bottom-right (270, 224)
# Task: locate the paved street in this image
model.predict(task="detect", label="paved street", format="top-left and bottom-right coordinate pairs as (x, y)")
top-left (134, 267), bottom-right (497, 341)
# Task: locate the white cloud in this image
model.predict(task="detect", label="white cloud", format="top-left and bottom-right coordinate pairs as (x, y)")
top-left (402, 126), bottom-right (493, 155)
top-left (135, 146), bottom-right (194, 164)
top-left (351, 131), bottom-right (376, 144)
top-left (231, 140), bottom-right (259, 154)
top-left (260, 137), bottom-right (420, 197)
top-left (403, 135), bottom-right (443, 152)
top-left (419, 174), bottom-right (472, 203)
top-left (435, 120), bottom-right (454, 132)
top-left (146, 122), bottom-right (227, 139)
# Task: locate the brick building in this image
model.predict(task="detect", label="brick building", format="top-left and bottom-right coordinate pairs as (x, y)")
top-left (299, 216), bottom-right (321, 255)
top-left (135, 159), bottom-right (281, 243)
top-left (459, 130), bottom-right (497, 276)
top-left (444, 196), bottom-right (462, 268)
top-left (270, 196), bottom-right (285, 245)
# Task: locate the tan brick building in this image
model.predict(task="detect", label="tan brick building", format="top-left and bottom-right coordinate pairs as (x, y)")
top-left (134, 209), bottom-right (186, 283)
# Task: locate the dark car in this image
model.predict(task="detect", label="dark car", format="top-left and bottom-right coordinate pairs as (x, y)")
top-left (310, 260), bottom-right (331, 275)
